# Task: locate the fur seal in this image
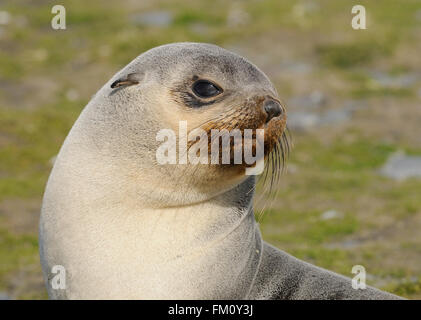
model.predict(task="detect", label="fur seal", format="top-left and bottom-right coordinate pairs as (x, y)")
top-left (39, 42), bottom-right (401, 299)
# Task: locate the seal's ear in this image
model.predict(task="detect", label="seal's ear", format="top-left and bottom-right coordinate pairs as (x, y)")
top-left (110, 73), bottom-right (140, 89)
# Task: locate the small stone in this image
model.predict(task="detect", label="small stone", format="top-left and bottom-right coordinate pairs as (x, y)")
top-left (288, 90), bottom-right (327, 109)
top-left (33, 48), bottom-right (48, 62)
top-left (370, 71), bottom-right (418, 89)
top-left (14, 15), bottom-right (28, 28)
top-left (415, 9), bottom-right (421, 22)
top-left (0, 292), bottom-right (10, 300)
top-left (130, 11), bottom-right (173, 27)
top-left (190, 23), bottom-right (210, 35)
top-left (279, 61), bottom-right (313, 75)
top-left (287, 164), bottom-right (298, 174)
top-left (292, 1), bottom-right (319, 18)
top-left (339, 239), bottom-right (360, 249)
top-left (342, 100), bottom-right (366, 111)
top-left (287, 111), bottom-right (320, 130)
top-left (287, 98), bottom-right (358, 131)
top-left (227, 4), bottom-right (250, 27)
top-left (292, 1), bottom-right (319, 27)
top-left (325, 239), bottom-right (361, 249)
top-left (98, 45), bottom-right (111, 58)
top-left (49, 155), bottom-right (57, 166)
top-left (319, 108), bottom-right (352, 125)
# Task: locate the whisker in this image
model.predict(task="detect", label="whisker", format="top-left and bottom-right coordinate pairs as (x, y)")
top-left (256, 126), bottom-right (293, 222)
top-left (273, 142), bottom-right (278, 183)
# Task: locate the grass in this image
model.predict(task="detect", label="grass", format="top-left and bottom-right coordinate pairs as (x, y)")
top-left (316, 39), bottom-right (395, 69)
top-left (261, 208), bottom-right (359, 245)
top-left (257, 130), bottom-right (421, 298)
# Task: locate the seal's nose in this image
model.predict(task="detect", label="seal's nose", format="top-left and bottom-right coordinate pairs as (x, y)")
top-left (263, 99), bottom-right (282, 123)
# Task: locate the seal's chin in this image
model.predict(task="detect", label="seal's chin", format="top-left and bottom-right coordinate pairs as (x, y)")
top-left (237, 114), bottom-right (288, 175)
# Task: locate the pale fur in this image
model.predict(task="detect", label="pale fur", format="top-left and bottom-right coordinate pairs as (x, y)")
top-left (39, 43), bottom-right (401, 299)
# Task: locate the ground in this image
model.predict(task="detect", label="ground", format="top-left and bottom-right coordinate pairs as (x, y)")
top-left (1, 0), bottom-right (421, 299)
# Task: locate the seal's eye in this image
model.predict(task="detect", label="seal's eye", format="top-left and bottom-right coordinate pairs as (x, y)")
top-left (192, 80), bottom-right (222, 98)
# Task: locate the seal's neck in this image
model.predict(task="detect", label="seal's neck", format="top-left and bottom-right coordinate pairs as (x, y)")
top-left (100, 177), bottom-right (263, 299)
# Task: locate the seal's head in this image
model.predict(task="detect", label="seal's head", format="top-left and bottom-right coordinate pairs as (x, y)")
top-left (85, 42), bottom-right (288, 206)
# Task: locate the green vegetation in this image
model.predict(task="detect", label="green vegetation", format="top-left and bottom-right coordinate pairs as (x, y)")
top-left (0, 227), bottom-right (38, 285)
top-left (317, 39), bottom-right (394, 69)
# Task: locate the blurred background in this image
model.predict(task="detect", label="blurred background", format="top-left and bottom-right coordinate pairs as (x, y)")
top-left (1, 0), bottom-right (421, 299)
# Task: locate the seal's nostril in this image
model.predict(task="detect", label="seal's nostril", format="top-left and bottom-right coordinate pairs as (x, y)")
top-left (264, 99), bottom-right (282, 123)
